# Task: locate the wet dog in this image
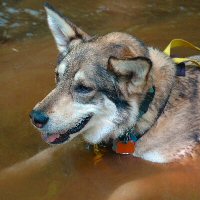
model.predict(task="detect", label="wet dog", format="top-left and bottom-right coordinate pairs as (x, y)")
top-left (30, 3), bottom-right (200, 163)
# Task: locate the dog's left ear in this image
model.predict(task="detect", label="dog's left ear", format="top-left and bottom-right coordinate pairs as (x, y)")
top-left (108, 56), bottom-right (152, 92)
top-left (44, 3), bottom-right (90, 53)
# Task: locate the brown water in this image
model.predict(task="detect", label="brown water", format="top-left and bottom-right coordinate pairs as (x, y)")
top-left (1, 0), bottom-right (200, 199)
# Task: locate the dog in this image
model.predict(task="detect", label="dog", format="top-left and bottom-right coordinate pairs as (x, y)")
top-left (30, 3), bottom-right (200, 163)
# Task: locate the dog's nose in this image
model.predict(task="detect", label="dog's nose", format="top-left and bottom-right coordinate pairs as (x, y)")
top-left (29, 110), bottom-right (49, 128)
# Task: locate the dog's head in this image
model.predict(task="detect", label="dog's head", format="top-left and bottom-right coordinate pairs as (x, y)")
top-left (30, 3), bottom-right (152, 145)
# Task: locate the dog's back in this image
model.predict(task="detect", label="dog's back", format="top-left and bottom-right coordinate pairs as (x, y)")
top-left (134, 55), bottom-right (200, 163)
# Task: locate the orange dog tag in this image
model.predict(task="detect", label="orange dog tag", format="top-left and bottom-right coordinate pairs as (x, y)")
top-left (113, 140), bottom-right (135, 154)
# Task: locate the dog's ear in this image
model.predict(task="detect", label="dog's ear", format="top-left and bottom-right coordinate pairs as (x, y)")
top-left (44, 3), bottom-right (90, 53)
top-left (108, 56), bottom-right (152, 92)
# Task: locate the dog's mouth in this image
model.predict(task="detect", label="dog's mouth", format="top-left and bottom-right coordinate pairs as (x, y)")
top-left (43, 115), bottom-right (93, 144)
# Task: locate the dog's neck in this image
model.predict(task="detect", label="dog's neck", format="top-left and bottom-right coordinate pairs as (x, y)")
top-left (134, 47), bottom-right (176, 135)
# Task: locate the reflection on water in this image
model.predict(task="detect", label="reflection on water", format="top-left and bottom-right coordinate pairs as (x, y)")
top-left (0, 0), bottom-right (200, 199)
top-left (1, 0), bottom-right (200, 42)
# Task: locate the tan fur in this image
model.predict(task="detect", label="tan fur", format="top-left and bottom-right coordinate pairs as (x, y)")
top-left (134, 54), bottom-right (200, 162)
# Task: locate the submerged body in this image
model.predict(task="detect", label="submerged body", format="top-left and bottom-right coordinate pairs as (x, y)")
top-left (30, 3), bottom-right (200, 163)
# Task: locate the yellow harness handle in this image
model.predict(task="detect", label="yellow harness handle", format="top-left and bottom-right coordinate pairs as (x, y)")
top-left (163, 39), bottom-right (200, 67)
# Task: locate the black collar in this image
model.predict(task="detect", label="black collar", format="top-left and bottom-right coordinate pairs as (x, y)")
top-left (117, 86), bottom-right (156, 143)
top-left (112, 63), bottom-right (183, 155)
top-left (118, 62), bottom-right (185, 143)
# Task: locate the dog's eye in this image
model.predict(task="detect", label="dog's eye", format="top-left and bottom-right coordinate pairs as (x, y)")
top-left (74, 84), bottom-right (93, 93)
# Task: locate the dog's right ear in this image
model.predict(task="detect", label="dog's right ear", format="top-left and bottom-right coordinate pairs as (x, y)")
top-left (108, 56), bottom-right (152, 94)
top-left (44, 3), bottom-right (90, 54)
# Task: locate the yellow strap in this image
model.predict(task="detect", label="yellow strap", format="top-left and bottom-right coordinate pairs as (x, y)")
top-left (93, 144), bottom-right (105, 165)
top-left (163, 39), bottom-right (200, 67)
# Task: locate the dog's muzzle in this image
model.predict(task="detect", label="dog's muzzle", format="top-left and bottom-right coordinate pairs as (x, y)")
top-left (47, 115), bottom-right (93, 144)
top-left (30, 110), bottom-right (93, 144)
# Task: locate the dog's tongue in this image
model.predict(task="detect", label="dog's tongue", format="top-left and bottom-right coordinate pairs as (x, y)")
top-left (46, 134), bottom-right (60, 143)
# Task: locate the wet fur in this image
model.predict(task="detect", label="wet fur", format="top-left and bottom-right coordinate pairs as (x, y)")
top-left (31, 3), bottom-right (200, 163)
